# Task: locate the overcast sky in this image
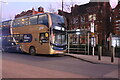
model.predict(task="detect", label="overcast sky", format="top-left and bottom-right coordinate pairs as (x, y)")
top-left (1, 0), bottom-right (118, 21)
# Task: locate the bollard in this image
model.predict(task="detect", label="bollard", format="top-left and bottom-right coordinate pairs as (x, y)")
top-left (98, 46), bottom-right (102, 60)
top-left (111, 46), bottom-right (115, 63)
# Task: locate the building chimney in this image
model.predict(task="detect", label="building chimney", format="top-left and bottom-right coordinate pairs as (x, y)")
top-left (38, 7), bottom-right (44, 12)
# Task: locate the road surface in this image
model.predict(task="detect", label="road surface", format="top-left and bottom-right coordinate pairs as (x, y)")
top-left (2, 52), bottom-right (119, 78)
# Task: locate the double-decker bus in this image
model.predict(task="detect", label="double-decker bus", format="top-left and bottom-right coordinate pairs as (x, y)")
top-left (2, 20), bottom-right (17, 52)
top-left (12, 13), bottom-right (67, 55)
top-left (2, 20), bottom-right (12, 51)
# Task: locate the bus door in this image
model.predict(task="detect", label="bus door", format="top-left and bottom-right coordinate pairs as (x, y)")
top-left (38, 32), bottom-right (49, 53)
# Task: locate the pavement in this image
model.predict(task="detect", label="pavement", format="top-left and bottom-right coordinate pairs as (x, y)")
top-left (65, 53), bottom-right (119, 65)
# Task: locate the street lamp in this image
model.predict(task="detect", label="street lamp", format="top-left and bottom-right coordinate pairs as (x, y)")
top-left (0, 2), bottom-right (7, 79)
top-left (0, 1), bottom-right (7, 79)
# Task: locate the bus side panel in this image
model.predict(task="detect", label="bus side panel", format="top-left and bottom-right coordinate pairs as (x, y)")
top-left (32, 33), bottom-right (50, 54)
top-left (12, 25), bottom-right (50, 54)
top-left (20, 43), bottom-right (30, 53)
top-left (22, 33), bottom-right (50, 54)
top-left (36, 43), bottom-right (50, 54)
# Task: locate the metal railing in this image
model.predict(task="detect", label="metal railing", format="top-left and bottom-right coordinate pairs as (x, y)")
top-left (67, 43), bottom-right (88, 54)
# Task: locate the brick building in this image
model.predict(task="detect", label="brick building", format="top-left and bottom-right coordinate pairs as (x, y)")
top-left (59, 2), bottom-right (112, 46)
top-left (111, 1), bottom-right (120, 35)
top-left (110, 1), bottom-right (120, 47)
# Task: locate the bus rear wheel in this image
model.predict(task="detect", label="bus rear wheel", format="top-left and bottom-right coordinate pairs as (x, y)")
top-left (29, 47), bottom-right (36, 56)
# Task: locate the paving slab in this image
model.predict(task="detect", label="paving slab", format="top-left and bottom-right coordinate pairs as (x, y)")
top-left (65, 53), bottom-right (119, 65)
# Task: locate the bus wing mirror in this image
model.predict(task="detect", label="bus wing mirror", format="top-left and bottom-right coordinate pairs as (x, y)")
top-left (40, 40), bottom-right (43, 45)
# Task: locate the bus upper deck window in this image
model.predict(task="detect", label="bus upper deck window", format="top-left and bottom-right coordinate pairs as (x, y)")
top-left (29, 16), bottom-right (38, 25)
top-left (38, 14), bottom-right (48, 26)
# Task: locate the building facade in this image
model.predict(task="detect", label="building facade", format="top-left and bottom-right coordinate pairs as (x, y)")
top-left (110, 1), bottom-right (120, 47)
top-left (59, 2), bottom-right (112, 46)
top-left (111, 1), bottom-right (120, 35)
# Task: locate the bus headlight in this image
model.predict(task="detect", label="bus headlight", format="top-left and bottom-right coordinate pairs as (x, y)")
top-left (54, 26), bottom-right (65, 31)
top-left (54, 26), bottom-right (61, 30)
top-left (11, 43), bottom-right (14, 45)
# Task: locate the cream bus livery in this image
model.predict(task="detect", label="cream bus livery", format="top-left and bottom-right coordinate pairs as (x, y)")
top-left (12, 13), bottom-right (67, 55)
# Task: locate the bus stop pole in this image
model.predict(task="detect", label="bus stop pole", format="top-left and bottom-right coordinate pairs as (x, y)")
top-left (92, 46), bottom-right (94, 56)
top-left (88, 32), bottom-right (89, 55)
top-left (68, 34), bottom-right (70, 54)
top-left (85, 33), bottom-right (86, 54)
top-left (92, 36), bottom-right (95, 56)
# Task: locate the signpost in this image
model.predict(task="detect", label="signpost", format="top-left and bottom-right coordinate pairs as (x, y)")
top-left (87, 32), bottom-right (89, 55)
top-left (91, 20), bottom-right (95, 56)
top-left (89, 14), bottom-right (96, 56)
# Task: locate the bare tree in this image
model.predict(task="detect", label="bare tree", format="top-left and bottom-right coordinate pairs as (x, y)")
top-left (62, 0), bottom-right (75, 13)
top-left (48, 4), bottom-right (56, 13)
top-left (63, 2), bottom-right (71, 13)
top-left (47, 1), bottom-right (75, 13)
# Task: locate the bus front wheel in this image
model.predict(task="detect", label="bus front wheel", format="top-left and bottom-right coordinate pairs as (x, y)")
top-left (29, 47), bottom-right (36, 56)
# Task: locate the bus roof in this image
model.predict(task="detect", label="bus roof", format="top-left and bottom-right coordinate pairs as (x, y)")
top-left (13, 13), bottom-right (48, 20)
top-left (2, 20), bottom-right (12, 23)
top-left (13, 13), bottom-right (60, 20)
